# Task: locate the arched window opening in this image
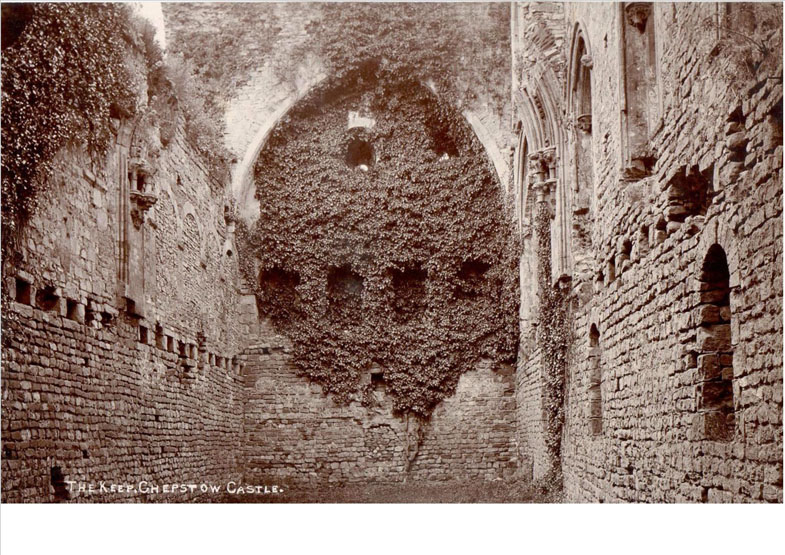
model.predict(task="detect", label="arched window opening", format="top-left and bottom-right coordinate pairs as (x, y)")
top-left (346, 137), bottom-right (374, 170)
top-left (588, 323), bottom-right (602, 436)
top-left (570, 29), bottom-right (596, 282)
top-left (697, 244), bottom-right (734, 441)
top-left (572, 34), bottom-right (594, 204)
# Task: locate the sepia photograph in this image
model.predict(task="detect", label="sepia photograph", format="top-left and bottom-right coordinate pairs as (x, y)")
top-left (0, 1), bottom-right (782, 538)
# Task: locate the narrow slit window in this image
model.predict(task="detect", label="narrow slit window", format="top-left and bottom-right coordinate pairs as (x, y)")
top-left (588, 324), bottom-right (602, 436)
top-left (697, 244), bottom-right (734, 441)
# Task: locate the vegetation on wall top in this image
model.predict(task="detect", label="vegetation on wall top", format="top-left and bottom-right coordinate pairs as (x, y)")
top-left (1, 3), bottom-right (137, 250)
top-left (238, 71), bottom-right (519, 416)
top-left (296, 3), bottom-right (510, 108)
top-left (1, 3), bottom-right (232, 254)
top-left (164, 3), bottom-right (510, 118)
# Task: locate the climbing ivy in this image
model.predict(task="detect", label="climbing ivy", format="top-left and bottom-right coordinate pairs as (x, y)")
top-left (1, 3), bottom-right (233, 253)
top-left (238, 74), bottom-right (519, 416)
top-left (535, 197), bottom-right (569, 486)
top-left (164, 3), bottom-right (509, 118)
top-left (1, 3), bottom-right (137, 250)
top-left (294, 3), bottom-right (510, 108)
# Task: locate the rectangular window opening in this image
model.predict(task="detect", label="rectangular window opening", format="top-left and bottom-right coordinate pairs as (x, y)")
top-left (15, 278), bottom-right (31, 304)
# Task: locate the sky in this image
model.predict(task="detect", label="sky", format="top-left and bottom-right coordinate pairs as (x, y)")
top-left (133, 1), bottom-right (167, 50)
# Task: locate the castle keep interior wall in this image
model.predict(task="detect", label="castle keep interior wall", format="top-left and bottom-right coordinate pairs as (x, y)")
top-left (2, 98), bottom-right (247, 501)
top-left (512, 2), bottom-right (783, 502)
top-left (1, 2), bottom-right (782, 503)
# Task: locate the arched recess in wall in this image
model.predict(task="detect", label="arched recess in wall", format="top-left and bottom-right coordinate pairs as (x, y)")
top-left (566, 22), bottom-right (596, 284)
top-left (516, 62), bottom-right (568, 287)
top-left (697, 244), bottom-right (734, 441)
top-left (514, 122), bottom-right (537, 335)
top-left (691, 219), bottom-right (741, 442)
top-left (588, 322), bottom-right (602, 435)
top-left (244, 69), bottom-right (519, 415)
top-left (232, 72), bottom-right (509, 225)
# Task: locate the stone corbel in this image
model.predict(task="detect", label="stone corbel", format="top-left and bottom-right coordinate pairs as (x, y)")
top-left (130, 189), bottom-right (158, 229)
top-left (576, 113), bottom-right (592, 134)
top-left (626, 2), bottom-right (651, 33)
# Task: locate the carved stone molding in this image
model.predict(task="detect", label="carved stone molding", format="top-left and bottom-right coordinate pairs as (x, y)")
top-left (130, 190), bottom-right (158, 229)
top-left (576, 113), bottom-right (592, 134)
top-left (533, 178), bottom-right (557, 204)
top-left (626, 2), bottom-right (651, 33)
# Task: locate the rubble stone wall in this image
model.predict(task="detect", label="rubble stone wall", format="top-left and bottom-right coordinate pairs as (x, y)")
top-left (1, 125), bottom-right (247, 502)
top-left (240, 340), bottom-right (518, 485)
top-left (513, 2), bottom-right (783, 502)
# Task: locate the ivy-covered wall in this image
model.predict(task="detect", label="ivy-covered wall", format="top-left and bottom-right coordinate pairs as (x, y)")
top-left (240, 73), bottom-right (519, 417)
top-left (1, 4), bottom-right (247, 502)
top-left (163, 2), bottom-right (515, 220)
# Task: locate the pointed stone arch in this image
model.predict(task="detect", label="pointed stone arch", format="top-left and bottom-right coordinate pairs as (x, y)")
top-left (566, 21), bottom-right (597, 284)
top-left (231, 72), bottom-right (510, 225)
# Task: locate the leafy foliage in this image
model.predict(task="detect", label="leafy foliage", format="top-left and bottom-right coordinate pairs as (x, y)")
top-left (288, 3), bottom-right (510, 109)
top-left (147, 50), bottom-right (231, 189)
top-left (1, 3), bottom-right (137, 248)
top-left (535, 199), bottom-right (569, 485)
top-left (164, 3), bottom-right (509, 117)
top-left (163, 2), bottom-right (284, 103)
top-left (238, 74), bottom-right (519, 416)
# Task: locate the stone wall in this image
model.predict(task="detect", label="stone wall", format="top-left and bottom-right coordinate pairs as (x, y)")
top-left (515, 348), bottom-right (550, 480)
top-left (163, 2), bottom-right (514, 222)
top-left (239, 337), bottom-right (518, 486)
top-left (512, 2), bottom-right (783, 502)
top-left (3, 2), bottom-right (781, 503)
top-left (2, 119), bottom-right (247, 501)
top-left (1, 300), bottom-right (242, 502)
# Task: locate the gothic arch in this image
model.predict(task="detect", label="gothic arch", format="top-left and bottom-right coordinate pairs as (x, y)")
top-left (566, 22), bottom-right (593, 115)
top-left (516, 64), bottom-right (569, 284)
top-left (232, 72), bottom-right (509, 224)
top-left (230, 74), bottom-right (327, 223)
top-left (565, 21), bottom-right (596, 284)
top-left (179, 201), bottom-right (205, 261)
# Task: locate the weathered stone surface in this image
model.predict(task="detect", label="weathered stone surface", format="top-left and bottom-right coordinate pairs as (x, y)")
top-left (512, 2), bottom-right (782, 502)
top-left (2, 2), bottom-right (781, 504)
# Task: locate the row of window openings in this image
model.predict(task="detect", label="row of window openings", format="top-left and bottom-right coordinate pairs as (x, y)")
top-left (345, 137), bottom-right (457, 171)
top-left (588, 244), bottom-right (734, 441)
top-left (14, 278), bottom-right (114, 326)
top-left (12, 276), bottom-right (237, 373)
top-left (597, 182), bottom-right (714, 285)
top-left (138, 325), bottom-right (238, 372)
top-left (261, 260), bottom-right (492, 305)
